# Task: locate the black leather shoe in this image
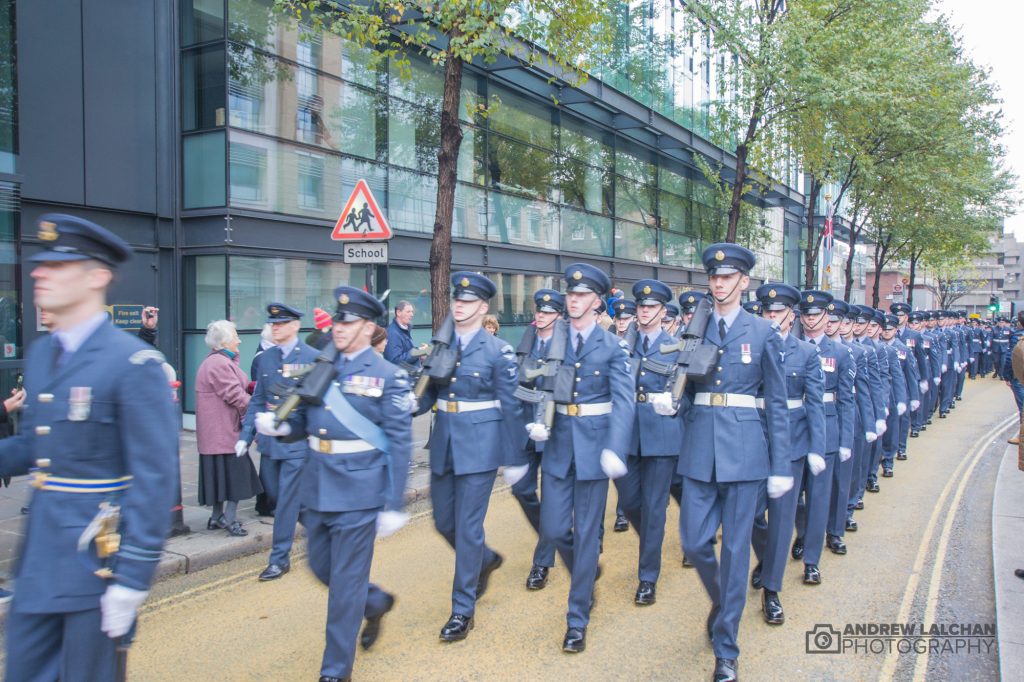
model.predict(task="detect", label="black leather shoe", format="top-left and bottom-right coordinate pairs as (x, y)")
top-left (762, 589), bottom-right (784, 624)
top-left (882, 468), bottom-right (893, 478)
top-left (634, 580), bottom-right (656, 606)
top-left (910, 431), bottom-right (920, 438)
top-left (258, 564), bottom-right (289, 581)
top-left (750, 562), bottom-right (763, 590)
top-left (707, 605), bottom-right (720, 643)
top-left (854, 500), bottom-right (865, 510)
top-left (360, 593), bottom-right (395, 650)
top-left (897, 452), bottom-right (908, 460)
top-left (803, 564), bottom-right (821, 585)
top-left (925, 419), bottom-right (932, 425)
top-left (439, 614), bottom-right (474, 642)
top-left (791, 539), bottom-right (804, 561)
top-left (614, 514), bottom-right (629, 532)
top-left (827, 534), bottom-right (847, 555)
top-left (713, 657), bottom-right (738, 682)
top-left (867, 479), bottom-right (880, 493)
top-left (319, 676), bottom-right (349, 682)
top-left (207, 515), bottom-right (227, 530)
top-left (1015, 569), bottom-right (1024, 580)
top-left (562, 627), bottom-right (586, 653)
top-left (477, 553), bottom-right (504, 598)
top-left (846, 517), bottom-right (858, 532)
top-left (939, 412), bottom-right (947, 418)
top-left (526, 565), bottom-right (549, 591)
top-left (226, 521), bottom-right (247, 537)
top-left (682, 554), bottom-right (693, 568)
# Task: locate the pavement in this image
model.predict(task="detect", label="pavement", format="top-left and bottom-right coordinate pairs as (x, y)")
top-left (0, 413), bottom-right (438, 585)
top-left (992, 422), bottom-right (1024, 674)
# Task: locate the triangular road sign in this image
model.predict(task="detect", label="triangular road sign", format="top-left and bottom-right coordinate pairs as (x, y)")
top-left (332, 179), bottom-right (393, 240)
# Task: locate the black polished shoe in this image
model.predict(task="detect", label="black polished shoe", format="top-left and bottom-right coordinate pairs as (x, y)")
top-left (713, 657), bottom-right (738, 682)
top-left (750, 562), bottom-right (763, 590)
top-left (258, 564), bottom-right (289, 581)
top-left (614, 514), bottom-right (629, 532)
top-left (827, 534), bottom-right (847, 555)
top-left (882, 468), bottom-right (893, 478)
top-left (360, 593), bottom-right (395, 650)
top-left (762, 589), bottom-right (784, 625)
top-left (207, 514), bottom-right (227, 530)
top-left (526, 565), bottom-right (549, 591)
top-left (1015, 569), bottom-right (1024, 580)
top-left (910, 431), bottom-right (920, 438)
top-left (939, 412), bottom-right (947, 419)
top-left (854, 499), bottom-right (865, 510)
top-left (925, 419), bottom-right (933, 425)
top-left (846, 517), bottom-right (858, 532)
top-left (226, 521), bottom-right (247, 537)
top-left (476, 553), bottom-right (504, 598)
top-left (439, 614), bottom-right (474, 642)
top-left (803, 564), bottom-right (821, 585)
top-left (635, 580), bottom-right (656, 606)
top-left (682, 554), bottom-right (694, 568)
top-left (562, 627), bottom-right (586, 653)
top-left (791, 538), bottom-right (804, 561)
top-left (867, 479), bottom-right (880, 493)
top-left (897, 451), bottom-right (908, 460)
top-left (706, 605), bottom-right (720, 643)
top-left (319, 676), bottom-right (349, 682)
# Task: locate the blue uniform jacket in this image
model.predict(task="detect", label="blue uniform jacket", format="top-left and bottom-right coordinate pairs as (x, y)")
top-left (856, 339), bottom-right (887, 424)
top-left (0, 322), bottom-right (178, 612)
top-left (1002, 327), bottom-right (1024, 379)
top-left (815, 336), bottom-right (856, 453)
top-left (678, 309), bottom-right (791, 483)
top-left (515, 331), bottom-right (554, 454)
top-left (544, 324), bottom-right (635, 481)
top-left (843, 340), bottom-right (877, 437)
top-left (780, 334), bottom-right (826, 459)
top-left (901, 327), bottom-right (929, 390)
top-left (881, 342), bottom-right (909, 408)
top-left (421, 331), bottom-right (526, 475)
top-left (926, 331), bottom-right (945, 379)
top-left (240, 340), bottom-right (320, 459)
top-left (890, 339), bottom-right (920, 405)
top-left (628, 329), bottom-right (685, 458)
top-left (284, 348), bottom-right (411, 513)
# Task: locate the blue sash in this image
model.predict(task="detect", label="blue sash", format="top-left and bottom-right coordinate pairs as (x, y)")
top-left (322, 384), bottom-right (390, 453)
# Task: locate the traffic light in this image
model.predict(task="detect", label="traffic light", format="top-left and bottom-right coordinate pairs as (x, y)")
top-left (988, 295), bottom-right (999, 313)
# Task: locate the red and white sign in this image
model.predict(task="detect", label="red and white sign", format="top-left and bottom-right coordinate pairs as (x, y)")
top-left (893, 283), bottom-right (904, 293)
top-left (331, 179), bottom-right (393, 241)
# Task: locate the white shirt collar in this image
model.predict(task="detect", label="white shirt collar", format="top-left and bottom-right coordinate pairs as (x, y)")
top-left (343, 345), bottom-right (373, 362)
top-left (54, 311), bottom-right (108, 353)
top-left (712, 306), bottom-right (742, 332)
top-left (572, 321), bottom-right (598, 344)
top-left (278, 337), bottom-right (299, 358)
top-left (457, 328), bottom-right (481, 348)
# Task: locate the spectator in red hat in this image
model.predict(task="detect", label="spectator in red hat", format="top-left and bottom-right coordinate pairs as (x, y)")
top-left (304, 307), bottom-right (334, 350)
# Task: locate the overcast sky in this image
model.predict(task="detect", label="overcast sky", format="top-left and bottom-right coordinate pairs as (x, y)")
top-left (935, 1), bottom-right (1024, 239)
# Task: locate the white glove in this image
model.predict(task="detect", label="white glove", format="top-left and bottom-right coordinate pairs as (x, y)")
top-left (910, 400), bottom-right (920, 411)
top-left (865, 431), bottom-right (877, 443)
top-left (839, 447), bottom-right (852, 462)
top-left (233, 440), bottom-right (248, 458)
top-left (969, 357), bottom-right (976, 363)
top-left (766, 475), bottom-right (794, 499)
top-left (376, 510), bottom-right (410, 538)
top-left (920, 381), bottom-right (929, 394)
top-left (955, 364), bottom-right (963, 374)
top-left (884, 407), bottom-right (890, 418)
top-left (875, 419), bottom-right (887, 435)
top-left (934, 377), bottom-right (941, 386)
top-left (600, 449), bottom-right (628, 480)
top-left (941, 364), bottom-right (947, 373)
top-left (649, 392), bottom-right (677, 416)
top-left (502, 464), bottom-right (529, 486)
top-left (100, 584), bottom-right (149, 638)
top-left (525, 423), bottom-right (550, 442)
top-left (807, 454), bottom-right (826, 476)
top-left (255, 412), bottom-right (291, 437)
top-left (897, 402), bottom-right (907, 416)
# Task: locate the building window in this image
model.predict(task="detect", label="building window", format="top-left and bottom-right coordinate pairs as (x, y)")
top-left (297, 151), bottom-right (324, 209)
top-left (230, 142), bottom-right (267, 203)
top-left (183, 131), bottom-right (226, 208)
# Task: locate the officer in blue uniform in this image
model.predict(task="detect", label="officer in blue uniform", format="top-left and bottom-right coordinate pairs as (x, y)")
top-left (967, 318), bottom-right (983, 378)
top-left (749, 284), bottom-right (825, 625)
top-left (669, 291), bottom-right (706, 514)
top-left (418, 272), bottom-right (525, 642)
top-left (955, 312), bottom-right (970, 398)
top-left (614, 279), bottom-right (683, 607)
top-left (741, 300), bottom-right (763, 315)
top-left (791, 293), bottom-right (855, 583)
top-left (849, 306), bottom-right (890, 506)
top-left (925, 312), bottom-right (947, 422)
top-left (662, 303), bottom-right (681, 337)
top-left (993, 319), bottom-right (1011, 380)
top-left (0, 215), bottom-right (178, 681)
top-left (612, 298), bottom-right (637, 339)
top-left (256, 286), bottom-right (412, 682)
top-left (527, 263), bottom-right (635, 654)
top-left (893, 303), bottom-right (930, 443)
top-left (678, 244), bottom-right (791, 682)
top-left (865, 308), bottom-right (903, 494)
top-left (878, 313), bottom-right (914, 477)
top-left (239, 303), bottom-right (320, 581)
top-left (512, 288), bottom-right (564, 591)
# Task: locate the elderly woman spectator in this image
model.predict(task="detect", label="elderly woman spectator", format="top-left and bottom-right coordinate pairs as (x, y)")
top-left (194, 320), bottom-right (263, 536)
top-left (483, 314), bottom-right (500, 336)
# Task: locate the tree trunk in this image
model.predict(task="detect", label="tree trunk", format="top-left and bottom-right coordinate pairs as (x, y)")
top-left (871, 238), bottom-right (886, 308)
top-left (907, 248), bottom-right (922, 307)
top-left (803, 176), bottom-right (822, 288)
top-left (429, 53), bottom-right (464, 332)
top-left (726, 143), bottom-right (748, 243)
top-left (843, 226), bottom-right (858, 302)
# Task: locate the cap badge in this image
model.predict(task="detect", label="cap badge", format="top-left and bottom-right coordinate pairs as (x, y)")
top-left (460, 277), bottom-right (470, 287)
top-left (768, 289), bottom-right (776, 298)
top-left (828, 303), bottom-right (835, 311)
top-left (618, 303), bottom-right (624, 310)
top-left (572, 270), bottom-right (583, 280)
top-left (687, 296), bottom-right (694, 303)
top-left (807, 295), bottom-right (815, 303)
top-left (38, 221), bottom-right (58, 242)
top-left (542, 294), bottom-right (551, 302)
top-left (714, 250), bottom-right (725, 261)
top-left (339, 294), bottom-right (350, 305)
top-left (643, 286), bottom-right (651, 295)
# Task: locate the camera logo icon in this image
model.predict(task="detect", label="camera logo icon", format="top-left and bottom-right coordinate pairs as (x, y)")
top-left (806, 624), bottom-right (842, 654)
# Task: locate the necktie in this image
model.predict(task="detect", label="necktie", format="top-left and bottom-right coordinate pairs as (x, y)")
top-left (538, 339), bottom-right (546, 357)
top-left (642, 336), bottom-right (650, 354)
top-left (718, 318), bottom-right (727, 342)
top-left (576, 334), bottom-right (584, 356)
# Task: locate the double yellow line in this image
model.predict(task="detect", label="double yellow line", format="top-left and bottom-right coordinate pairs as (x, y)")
top-left (877, 412), bottom-right (1017, 681)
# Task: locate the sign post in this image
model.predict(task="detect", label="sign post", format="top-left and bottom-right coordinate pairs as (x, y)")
top-left (332, 179), bottom-right (394, 297)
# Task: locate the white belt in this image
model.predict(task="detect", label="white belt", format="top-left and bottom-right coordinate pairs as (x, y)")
top-left (555, 402), bottom-right (613, 417)
top-left (434, 399), bottom-right (501, 414)
top-left (755, 398), bottom-right (804, 410)
top-left (307, 436), bottom-right (373, 454)
top-left (694, 392), bottom-right (757, 409)
top-left (823, 392), bottom-right (836, 403)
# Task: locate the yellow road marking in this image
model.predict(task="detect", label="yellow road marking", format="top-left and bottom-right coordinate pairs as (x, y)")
top-left (877, 413), bottom-right (1017, 681)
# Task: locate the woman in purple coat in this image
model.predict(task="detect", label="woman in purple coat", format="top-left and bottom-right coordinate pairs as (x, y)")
top-left (195, 320), bottom-right (262, 536)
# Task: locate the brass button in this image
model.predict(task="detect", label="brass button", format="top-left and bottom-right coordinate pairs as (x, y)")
top-left (35, 426), bottom-right (51, 436)
top-left (718, 349), bottom-right (725, 355)
top-left (573, 391), bottom-right (579, 397)
top-left (318, 428), bottom-right (327, 436)
top-left (594, 371), bottom-right (600, 375)
top-left (451, 377), bottom-right (457, 383)
top-left (38, 393), bottom-right (53, 403)
top-left (449, 392), bottom-right (455, 398)
top-left (717, 366), bottom-right (722, 371)
top-left (715, 380), bottom-right (722, 386)
top-left (455, 362), bottom-right (461, 367)
top-left (640, 371), bottom-right (646, 376)
top-left (35, 458), bottom-right (51, 468)
top-left (575, 362), bottom-right (581, 368)
top-left (575, 377), bottom-right (581, 382)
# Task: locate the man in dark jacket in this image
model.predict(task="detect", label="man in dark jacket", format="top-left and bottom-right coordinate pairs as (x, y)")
top-left (383, 300), bottom-right (424, 366)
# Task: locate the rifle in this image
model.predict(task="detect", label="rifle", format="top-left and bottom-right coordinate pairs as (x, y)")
top-left (411, 314), bottom-right (458, 399)
top-left (513, 318), bottom-right (569, 429)
top-left (272, 343), bottom-right (340, 426)
top-left (659, 296), bottom-right (717, 406)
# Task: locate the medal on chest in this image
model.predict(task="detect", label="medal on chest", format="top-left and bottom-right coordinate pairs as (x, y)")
top-left (907, 339), bottom-right (916, 348)
top-left (343, 375), bottom-right (384, 398)
top-left (741, 343), bottom-right (752, 364)
top-left (821, 356), bottom-right (836, 373)
top-left (68, 386), bottom-right (92, 422)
